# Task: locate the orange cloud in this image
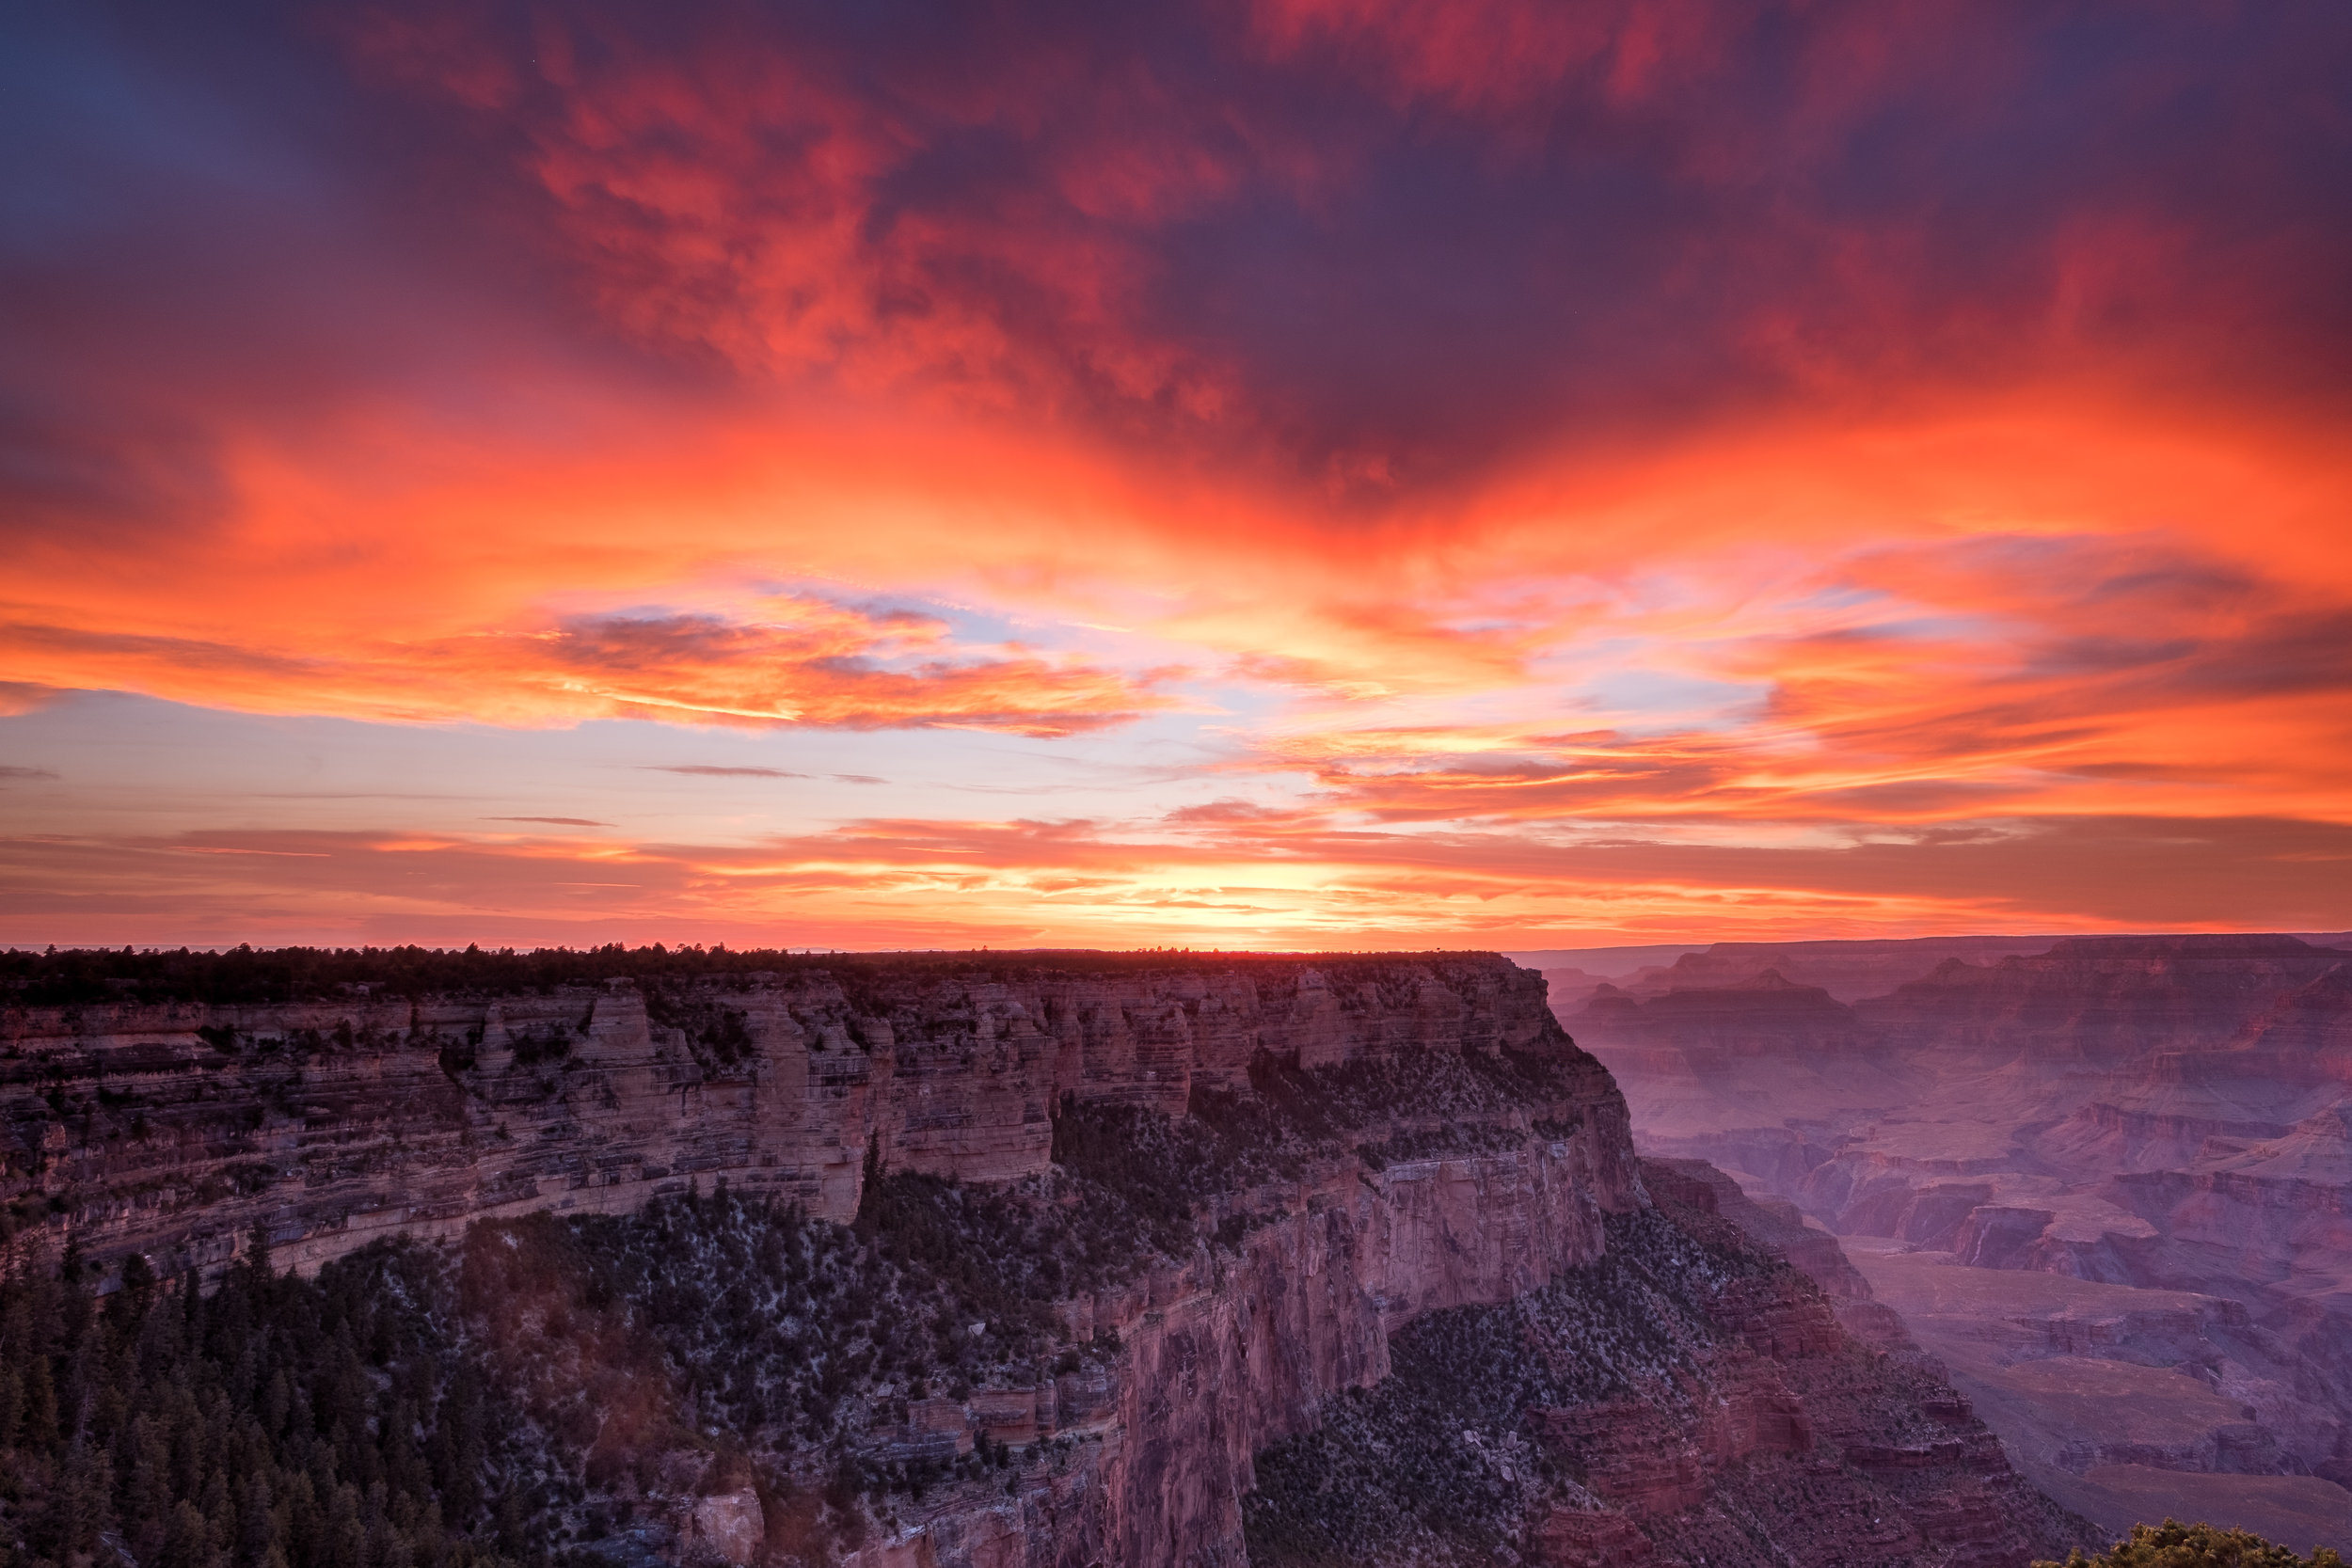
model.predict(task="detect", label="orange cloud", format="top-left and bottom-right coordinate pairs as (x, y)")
top-left (0, 594), bottom-right (1170, 736)
top-left (6, 391), bottom-right (2350, 855)
top-left (1246, 546), bottom-right (2352, 832)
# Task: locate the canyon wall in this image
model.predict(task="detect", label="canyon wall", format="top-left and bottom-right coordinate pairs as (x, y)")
top-left (1, 953), bottom-right (1645, 1566)
top-left (2, 951), bottom-right (2083, 1567)
top-left (1564, 933), bottom-right (2352, 1548)
top-left (1585, 937), bottom-right (2080, 1005)
top-left (0, 954), bottom-right (1571, 1280)
top-left (869, 1149), bottom-right (2086, 1568)
top-left (850, 1134), bottom-right (1636, 1568)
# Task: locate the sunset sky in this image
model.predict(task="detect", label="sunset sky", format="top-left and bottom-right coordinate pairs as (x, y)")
top-left (5, 0), bottom-right (2351, 950)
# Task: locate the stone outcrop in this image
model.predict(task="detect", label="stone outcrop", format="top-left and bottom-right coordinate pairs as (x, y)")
top-left (1650, 1158), bottom-right (1913, 1350)
top-left (0, 953), bottom-right (1567, 1279)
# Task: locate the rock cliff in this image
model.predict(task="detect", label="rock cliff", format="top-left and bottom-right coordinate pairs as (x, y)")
top-left (1239, 1161), bottom-right (2092, 1568)
top-left (0, 948), bottom-right (2088, 1567)
top-left (1597, 937), bottom-right (2082, 1005)
top-left (0, 952), bottom-right (1565, 1279)
top-left (849, 1131), bottom-right (1637, 1568)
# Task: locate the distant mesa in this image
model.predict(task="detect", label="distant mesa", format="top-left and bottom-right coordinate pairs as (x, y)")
top-left (1559, 928), bottom-right (2352, 1552)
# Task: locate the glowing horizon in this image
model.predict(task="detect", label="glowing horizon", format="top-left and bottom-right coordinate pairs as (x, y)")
top-left (6, 1), bottom-right (2350, 950)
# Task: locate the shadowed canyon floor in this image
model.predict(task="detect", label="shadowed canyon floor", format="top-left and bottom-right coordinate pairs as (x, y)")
top-left (1536, 932), bottom-right (2352, 1556)
top-left (0, 947), bottom-right (2095, 1566)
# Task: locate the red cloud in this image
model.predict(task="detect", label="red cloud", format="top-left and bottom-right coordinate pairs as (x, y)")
top-left (1249, 0), bottom-right (1739, 117)
top-left (347, 3), bottom-right (1261, 431)
top-left (0, 597), bottom-right (1173, 736)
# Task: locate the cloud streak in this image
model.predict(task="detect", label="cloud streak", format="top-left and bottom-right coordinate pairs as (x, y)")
top-left (646, 766), bottom-right (803, 779)
top-left (7, 812), bottom-right (2348, 952)
top-left (0, 599), bottom-right (1174, 736)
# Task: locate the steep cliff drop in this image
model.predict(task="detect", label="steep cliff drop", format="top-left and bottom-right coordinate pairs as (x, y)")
top-left (0, 949), bottom-right (2091, 1566)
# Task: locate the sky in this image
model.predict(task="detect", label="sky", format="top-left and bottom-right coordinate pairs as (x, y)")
top-left (4, 0), bottom-right (2351, 951)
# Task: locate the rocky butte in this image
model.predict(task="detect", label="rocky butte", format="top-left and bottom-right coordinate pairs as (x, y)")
top-left (1, 947), bottom-right (2096, 1566)
top-left (1555, 932), bottom-right (2352, 1553)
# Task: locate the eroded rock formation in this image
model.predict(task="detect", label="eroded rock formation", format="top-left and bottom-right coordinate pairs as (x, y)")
top-left (1564, 933), bottom-right (2352, 1548)
top-left (0, 953), bottom-right (1566, 1277)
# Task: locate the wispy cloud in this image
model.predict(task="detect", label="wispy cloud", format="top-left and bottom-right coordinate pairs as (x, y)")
top-left (644, 766), bottom-right (886, 784)
top-left (0, 600), bottom-right (1175, 736)
top-left (644, 766), bottom-right (802, 779)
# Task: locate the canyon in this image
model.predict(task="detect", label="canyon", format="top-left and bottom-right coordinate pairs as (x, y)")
top-left (1541, 932), bottom-right (2352, 1554)
top-left (0, 948), bottom-right (2091, 1566)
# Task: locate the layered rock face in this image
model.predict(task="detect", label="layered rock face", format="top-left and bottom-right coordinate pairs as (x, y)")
top-left (1573, 973), bottom-right (1871, 1067)
top-left (1562, 934), bottom-right (2352, 1548)
top-left (1854, 936), bottom-right (2352, 1062)
top-left (1539, 933), bottom-right (2352, 1009)
top-left (852, 1135), bottom-right (1636, 1568)
top-left (0, 953), bottom-right (1565, 1278)
top-left (842, 1148), bottom-right (2081, 1568)
top-left (1, 950), bottom-right (2088, 1566)
top-left (1237, 1160), bottom-right (2094, 1568)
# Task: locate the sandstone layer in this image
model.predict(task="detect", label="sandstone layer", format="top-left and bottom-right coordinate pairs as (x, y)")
top-left (0, 953), bottom-right (1564, 1278)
